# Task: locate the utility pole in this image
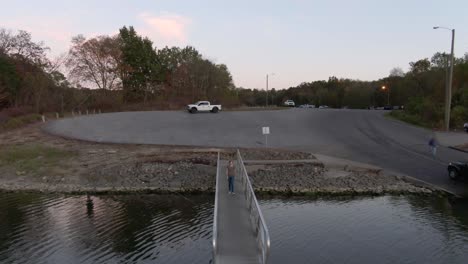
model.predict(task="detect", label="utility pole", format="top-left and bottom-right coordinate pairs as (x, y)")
top-left (387, 88), bottom-right (390, 106)
top-left (266, 74), bottom-right (269, 107)
top-left (434, 26), bottom-right (455, 131)
top-left (447, 29), bottom-right (455, 131)
top-left (445, 54), bottom-right (449, 121)
top-left (266, 73), bottom-right (275, 107)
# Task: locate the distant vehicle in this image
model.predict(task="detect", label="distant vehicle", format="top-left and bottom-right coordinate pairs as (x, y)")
top-left (383, 106), bottom-right (392, 110)
top-left (448, 161), bottom-right (468, 181)
top-left (299, 104), bottom-right (315, 108)
top-left (284, 100), bottom-right (295, 107)
top-left (464, 123), bottom-right (468, 133)
top-left (318, 105), bottom-right (329, 109)
top-left (187, 101), bottom-right (222, 113)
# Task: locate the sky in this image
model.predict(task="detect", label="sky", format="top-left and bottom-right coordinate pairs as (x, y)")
top-left (1, 0), bottom-right (467, 89)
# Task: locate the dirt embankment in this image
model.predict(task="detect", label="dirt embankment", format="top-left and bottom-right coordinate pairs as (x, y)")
top-left (0, 124), bottom-right (435, 195)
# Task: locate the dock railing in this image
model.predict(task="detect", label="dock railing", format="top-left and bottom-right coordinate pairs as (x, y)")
top-left (212, 152), bottom-right (220, 257)
top-left (236, 149), bottom-right (271, 264)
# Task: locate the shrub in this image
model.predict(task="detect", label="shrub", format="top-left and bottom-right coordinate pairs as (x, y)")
top-left (404, 97), bottom-right (443, 127)
top-left (451, 105), bottom-right (468, 128)
top-left (0, 113), bottom-right (41, 131)
top-left (388, 111), bottom-right (427, 127)
top-left (1, 106), bottom-right (34, 117)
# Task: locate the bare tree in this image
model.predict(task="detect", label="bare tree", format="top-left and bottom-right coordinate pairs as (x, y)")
top-left (0, 28), bottom-right (49, 66)
top-left (47, 52), bottom-right (69, 73)
top-left (66, 35), bottom-right (121, 90)
top-left (0, 28), bottom-right (15, 54)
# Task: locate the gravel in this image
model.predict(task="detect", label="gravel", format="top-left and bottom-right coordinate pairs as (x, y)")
top-left (248, 164), bottom-right (433, 195)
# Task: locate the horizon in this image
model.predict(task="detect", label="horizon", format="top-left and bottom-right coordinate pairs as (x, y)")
top-left (2, 0), bottom-right (468, 89)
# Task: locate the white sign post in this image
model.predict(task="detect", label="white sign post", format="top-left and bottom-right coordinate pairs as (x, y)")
top-left (262, 127), bottom-right (270, 147)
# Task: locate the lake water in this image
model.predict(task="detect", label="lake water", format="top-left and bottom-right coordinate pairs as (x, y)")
top-left (0, 193), bottom-right (467, 264)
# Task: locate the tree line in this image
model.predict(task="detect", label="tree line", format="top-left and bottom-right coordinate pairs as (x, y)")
top-left (238, 52), bottom-right (468, 128)
top-left (0, 26), bottom-right (237, 116)
top-left (1, 26), bottom-right (467, 128)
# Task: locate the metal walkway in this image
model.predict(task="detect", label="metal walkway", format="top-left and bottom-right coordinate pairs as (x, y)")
top-left (213, 150), bottom-right (270, 264)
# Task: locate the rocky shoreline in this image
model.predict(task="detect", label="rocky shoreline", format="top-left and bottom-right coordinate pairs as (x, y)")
top-left (0, 156), bottom-right (437, 196)
top-left (248, 163), bottom-right (434, 195)
top-left (0, 125), bottom-right (441, 196)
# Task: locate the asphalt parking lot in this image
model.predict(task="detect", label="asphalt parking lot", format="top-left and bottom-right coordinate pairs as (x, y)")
top-left (45, 108), bottom-right (468, 195)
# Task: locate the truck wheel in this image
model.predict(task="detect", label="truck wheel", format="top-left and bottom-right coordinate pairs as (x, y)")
top-left (191, 107), bottom-right (197, 113)
top-left (448, 169), bottom-right (459, 180)
top-left (212, 107), bottom-right (219, 113)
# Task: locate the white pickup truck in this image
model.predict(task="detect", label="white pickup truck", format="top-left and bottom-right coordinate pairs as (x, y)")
top-left (187, 101), bottom-right (222, 113)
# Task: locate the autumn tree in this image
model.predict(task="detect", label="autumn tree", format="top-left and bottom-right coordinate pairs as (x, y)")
top-left (119, 26), bottom-right (161, 102)
top-left (159, 45), bottom-right (233, 102)
top-left (66, 35), bottom-right (121, 90)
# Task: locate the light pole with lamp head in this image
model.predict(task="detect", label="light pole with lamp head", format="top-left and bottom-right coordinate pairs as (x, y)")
top-left (381, 85), bottom-right (389, 106)
top-left (433, 26), bottom-right (455, 131)
top-left (266, 73), bottom-right (275, 107)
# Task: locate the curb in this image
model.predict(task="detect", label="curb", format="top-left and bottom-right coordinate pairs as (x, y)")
top-left (243, 159), bottom-right (322, 166)
top-left (315, 154), bottom-right (460, 198)
top-left (448, 146), bottom-right (468, 154)
top-left (381, 170), bottom-right (460, 198)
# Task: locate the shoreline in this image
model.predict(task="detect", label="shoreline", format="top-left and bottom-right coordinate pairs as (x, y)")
top-left (0, 124), bottom-right (445, 197)
top-left (0, 182), bottom-right (441, 197)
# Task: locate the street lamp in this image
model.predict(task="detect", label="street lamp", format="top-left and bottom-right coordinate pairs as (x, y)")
top-left (266, 73), bottom-right (275, 107)
top-left (434, 26), bottom-right (455, 131)
top-left (381, 85), bottom-right (390, 106)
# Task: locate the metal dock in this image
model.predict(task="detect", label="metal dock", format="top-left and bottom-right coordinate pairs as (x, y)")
top-left (213, 150), bottom-right (270, 264)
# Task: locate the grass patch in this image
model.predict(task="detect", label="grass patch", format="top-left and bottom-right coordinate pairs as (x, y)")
top-left (0, 114), bottom-right (42, 131)
top-left (0, 144), bottom-right (75, 173)
top-left (387, 111), bottom-right (431, 128)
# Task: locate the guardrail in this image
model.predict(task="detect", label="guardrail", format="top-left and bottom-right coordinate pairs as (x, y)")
top-left (236, 149), bottom-right (271, 264)
top-left (212, 152), bottom-right (220, 258)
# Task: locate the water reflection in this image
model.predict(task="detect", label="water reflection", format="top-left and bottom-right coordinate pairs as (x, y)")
top-left (0, 193), bottom-right (214, 264)
top-left (259, 195), bottom-right (468, 264)
top-left (0, 193), bottom-right (467, 264)
top-left (86, 194), bottom-right (94, 218)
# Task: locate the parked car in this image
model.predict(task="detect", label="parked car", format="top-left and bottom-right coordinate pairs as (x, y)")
top-left (187, 101), bottom-right (222, 113)
top-left (299, 104), bottom-right (315, 108)
top-left (464, 123), bottom-right (468, 133)
top-left (284, 100), bottom-right (295, 107)
top-left (448, 161), bottom-right (468, 181)
top-left (318, 105), bottom-right (329, 109)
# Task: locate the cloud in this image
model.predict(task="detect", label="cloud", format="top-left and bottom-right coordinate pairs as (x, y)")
top-left (2, 16), bottom-right (79, 58)
top-left (138, 12), bottom-right (191, 46)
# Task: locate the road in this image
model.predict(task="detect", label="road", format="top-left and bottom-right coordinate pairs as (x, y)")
top-left (45, 109), bottom-right (468, 196)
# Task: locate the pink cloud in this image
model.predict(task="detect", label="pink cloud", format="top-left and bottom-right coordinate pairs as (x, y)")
top-left (138, 12), bottom-right (191, 45)
top-left (2, 16), bottom-right (75, 57)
